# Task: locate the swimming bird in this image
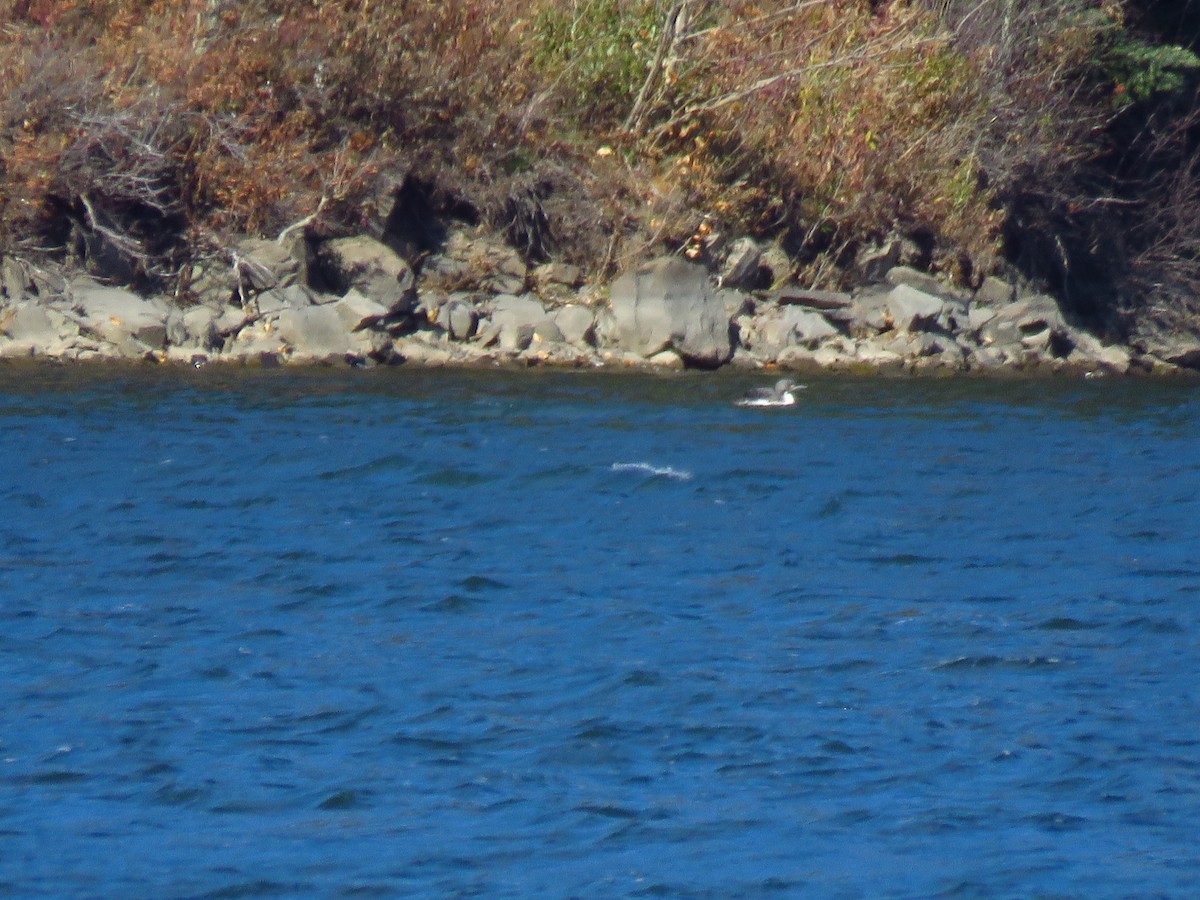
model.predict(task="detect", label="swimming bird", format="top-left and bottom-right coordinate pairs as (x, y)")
top-left (735, 378), bottom-right (804, 408)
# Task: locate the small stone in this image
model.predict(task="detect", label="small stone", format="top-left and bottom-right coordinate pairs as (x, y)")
top-left (532, 320), bottom-right (565, 344)
top-left (533, 261), bottom-right (582, 288)
top-left (646, 348), bottom-right (685, 369)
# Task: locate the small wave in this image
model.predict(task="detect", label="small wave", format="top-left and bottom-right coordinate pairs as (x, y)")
top-left (610, 462), bottom-right (693, 481)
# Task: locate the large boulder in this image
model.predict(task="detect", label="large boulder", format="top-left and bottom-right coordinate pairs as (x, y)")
top-left (607, 257), bottom-right (733, 367)
top-left (445, 300), bottom-right (477, 341)
top-left (718, 237), bottom-right (764, 290)
top-left (314, 236), bottom-right (415, 315)
top-left (333, 288), bottom-right (390, 332)
top-left (749, 307), bottom-right (841, 359)
top-left (275, 305), bottom-right (358, 359)
top-left (235, 237), bottom-right (306, 294)
top-left (554, 305), bottom-right (595, 347)
top-left (885, 284), bottom-right (948, 333)
top-left (0, 301), bottom-right (78, 356)
top-left (69, 281), bottom-right (171, 353)
top-left (1, 256), bottom-right (37, 302)
top-left (490, 294), bottom-right (547, 331)
top-left (480, 294), bottom-right (548, 352)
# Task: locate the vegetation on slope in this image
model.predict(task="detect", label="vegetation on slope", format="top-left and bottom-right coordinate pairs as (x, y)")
top-left (1, 0), bottom-right (1199, 331)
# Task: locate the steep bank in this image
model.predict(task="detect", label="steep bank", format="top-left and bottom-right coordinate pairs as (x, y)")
top-left (4, 1), bottom-right (1200, 368)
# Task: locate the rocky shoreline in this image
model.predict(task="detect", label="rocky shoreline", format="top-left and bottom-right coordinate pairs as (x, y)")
top-left (1, 223), bottom-right (1195, 376)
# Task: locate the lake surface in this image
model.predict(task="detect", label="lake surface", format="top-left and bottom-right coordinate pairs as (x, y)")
top-left (1, 366), bottom-right (1198, 898)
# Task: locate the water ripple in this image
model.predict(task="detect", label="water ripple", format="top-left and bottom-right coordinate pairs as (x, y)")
top-left (1, 370), bottom-right (1198, 897)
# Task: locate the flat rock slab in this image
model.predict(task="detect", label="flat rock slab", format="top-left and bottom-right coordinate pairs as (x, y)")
top-left (276, 305), bottom-right (357, 358)
top-left (770, 288), bottom-right (853, 310)
top-left (70, 282), bottom-right (170, 350)
top-left (491, 294), bottom-right (548, 329)
top-left (0, 301), bottom-right (74, 347)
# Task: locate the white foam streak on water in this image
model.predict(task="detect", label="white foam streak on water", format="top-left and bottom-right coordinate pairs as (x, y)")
top-left (610, 461), bottom-right (694, 481)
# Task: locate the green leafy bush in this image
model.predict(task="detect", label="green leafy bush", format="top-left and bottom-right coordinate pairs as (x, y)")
top-left (531, 0), bottom-right (670, 123)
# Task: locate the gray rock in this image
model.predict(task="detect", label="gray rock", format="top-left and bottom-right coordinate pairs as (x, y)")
top-left (1000, 293), bottom-right (1066, 332)
top-left (886, 331), bottom-right (946, 358)
top-left (978, 317), bottom-right (1023, 349)
top-left (186, 260), bottom-right (238, 306)
top-left (164, 309), bottom-right (188, 347)
top-left (444, 300), bottom-right (477, 341)
top-left (719, 288), bottom-right (754, 318)
top-left (315, 235), bottom-right (415, 315)
top-left (0, 301), bottom-right (73, 348)
top-left (554, 305), bottom-right (595, 346)
top-left (885, 266), bottom-right (956, 298)
top-left (474, 320), bottom-right (501, 348)
top-left (938, 299), bottom-right (971, 334)
top-left (852, 339), bottom-right (906, 369)
top-left (967, 305), bottom-right (998, 332)
top-left (2, 256), bottom-right (37, 301)
top-left (646, 348), bottom-right (686, 369)
top-left (491, 294), bottom-right (547, 330)
top-left (758, 242), bottom-right (793, 287)
top-left (235, 237), bottom-right (304, 293)
top-left (498, 322), bottom-right (535, 352)
top-left (856, 239), bottom-right (901, 281)
top-left (849, 290), bottom-right (891, 333)
top-left (252, 283), bottom-right (315, 316)
top-left (214, 304), bottom-right (251, 338)
top-left (276, 305), bottom-right (356, 358)
top-left (1020, 325), bottom-right (1075, 359)
top-left (773, 288), bottom-right (853, 311)
top-left (395, 338), bottom-right (455, 366)
top-left (787, 308), bottom-right (841, 346)
top-left (532, 319), bottom-right (565, 344)
top-left (180, 305), bottom-right (222, 349)
top-left (533, 261), bottom-right (582, 289)
top-left (491, 294), bottom-right (547, 351)
top-left (486, 272), bottom-right (527, 296)
top-left (425, 229), bottom-right (531, 295)
top-left (607, 256), bottom-right (733, 367)
top-left (1067, 330), bottom-right (1132, 374)
top-left (334, 288), bottom-right (390, 332)
top-left (719, 237), bottom-right (763, 289)
top-left (754, 307), bottom-right (840, 356)
top-left (482, 249), bottom-right (528, 295)
top-left (70, 282), bottom-right (170, 351)
top-left (885, 284), bottom-right (947, 333)
top-left (967, 345), bottom-right (1010, 370)
top-left (975, 275), bottom-right (1015, 306)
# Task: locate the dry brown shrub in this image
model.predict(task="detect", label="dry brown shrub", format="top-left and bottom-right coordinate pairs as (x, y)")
top-left (0, 0), bottom-right (1146, 296)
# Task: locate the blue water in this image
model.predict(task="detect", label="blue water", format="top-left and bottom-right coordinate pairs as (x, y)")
top-left (1, 367), bottom-right (1198, 898)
